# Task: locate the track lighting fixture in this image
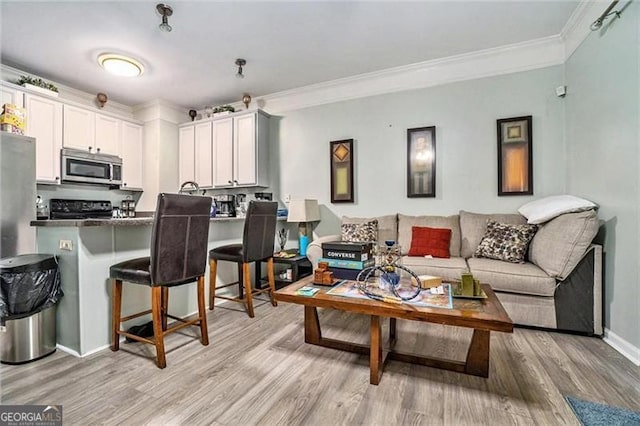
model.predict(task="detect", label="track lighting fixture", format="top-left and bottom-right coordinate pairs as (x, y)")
top-left (157, 3), bottom-right (173, 32)
top-left (235, 58), bottom-right (246, 79)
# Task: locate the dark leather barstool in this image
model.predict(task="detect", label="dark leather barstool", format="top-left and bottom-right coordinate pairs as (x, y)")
top-left (110, 193), bottom-right (212, 369)
top-left (209, 201), bottom-right (278, 318)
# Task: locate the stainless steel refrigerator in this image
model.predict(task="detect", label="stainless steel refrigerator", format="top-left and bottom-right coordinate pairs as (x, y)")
top-left (0, 133), bottom-right (36, 258)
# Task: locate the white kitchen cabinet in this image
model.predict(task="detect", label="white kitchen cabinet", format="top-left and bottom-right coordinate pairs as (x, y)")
top-left (179, 109), bottom-right (270, 189)
top-left (63, 104), bottom-right (95, 151)
top-left (24, 94), bottom-right (63, 184)
top-left (1, 84), bottom-right (24, 108)
top-left (194, 122), bottom-right (213, 188)
top-left (214, 110), bottom-right (269, 188)
top-left (234, 113), bottom-right (257, 186)
top-left (178, 125), bottom-right (195, 185)
top-left (95, 113), bottom-right (120, 155)
top-left (212, 118), bottom-right (233, 186)
top-left (120, 122), bottom-right (143, 190)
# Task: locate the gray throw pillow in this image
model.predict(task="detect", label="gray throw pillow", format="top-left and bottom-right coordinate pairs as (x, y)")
top-left (474, 220), bottom-right (538, 263)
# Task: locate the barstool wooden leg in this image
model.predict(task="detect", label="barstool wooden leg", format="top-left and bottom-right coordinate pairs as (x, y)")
top-left (111, 279), bottom-right (122, 351)
top-left (161, 287), bottom-right (169, 331)
top-left (151, 287), bottom-right (166, 369)
top-left (209, 259), bottom-right (217, 310)
top-left (197, 275), bottom-right (209, 346)
top-left (267, 257), bottom-right (277, 307)
top-left (243, 262), bottom-right (255, 318)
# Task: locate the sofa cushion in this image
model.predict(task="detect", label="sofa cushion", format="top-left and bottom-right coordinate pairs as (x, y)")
top-left (342, 214), bottom-right (397, 243)
top-left (341, 220), bottom-right (377, 243)
top-left (401, 256), bottom-right (467, 282)
top-left (518, 195), bottom-right (597, 224)
top-left (398, 214), bottom-right (460, 257)
top-left (408, 226), bottom-right (452, 258)
top-left (459, 211), bottom-right (526, 258)
top-left (467, 257), bottom-right (556, 296)
top-left (529, 210), bottom-right (599, 280)
top-left (474, 220), bottom-right (538, 263)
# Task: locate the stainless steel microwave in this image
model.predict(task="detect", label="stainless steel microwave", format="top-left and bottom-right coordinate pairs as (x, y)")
top-left (61, 148), bottom-right (123, 186)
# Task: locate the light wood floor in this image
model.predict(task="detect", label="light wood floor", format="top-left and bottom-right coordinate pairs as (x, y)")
top-left (2, 298), bottom-right (639, 425)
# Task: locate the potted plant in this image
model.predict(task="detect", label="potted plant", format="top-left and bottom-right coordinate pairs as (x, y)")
top-left (212, 105), bottom-right (235, 116)
top-left (16, 75), bottom-right (59, 97)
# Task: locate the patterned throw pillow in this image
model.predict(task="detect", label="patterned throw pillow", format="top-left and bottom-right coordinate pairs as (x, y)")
top-left (341, 220), bottom-right (378, 243)
top-left (474, 220), bottom-right (538, 263)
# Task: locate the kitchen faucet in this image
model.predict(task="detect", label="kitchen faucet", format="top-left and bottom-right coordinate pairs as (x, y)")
top-left (179, 181), bottom-right (201, 194)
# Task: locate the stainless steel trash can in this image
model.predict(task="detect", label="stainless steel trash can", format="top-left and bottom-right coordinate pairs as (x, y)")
top-left (0, 254), bottom-right (62, 364)
top-left (0, 305), bottom-right (57, 364)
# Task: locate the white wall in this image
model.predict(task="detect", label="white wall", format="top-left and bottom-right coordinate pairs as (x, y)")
top-left (273, 66), bottom-right (566, 235)
top-left (565, 3), bottom-right (640, 350)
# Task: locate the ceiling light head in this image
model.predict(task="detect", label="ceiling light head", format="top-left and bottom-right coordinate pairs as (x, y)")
top-left (235, 58), bottom-right (246, 79)
top-left (98, 53), bottom-right (144, 77)
top-left (157, 3), bottom-right (173, 32)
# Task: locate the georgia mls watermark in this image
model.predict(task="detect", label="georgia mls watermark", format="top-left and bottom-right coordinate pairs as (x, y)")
top-left (0, 405), bottom-right (62, 426)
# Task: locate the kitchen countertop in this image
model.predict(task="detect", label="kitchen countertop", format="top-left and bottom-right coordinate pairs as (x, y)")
top-left (31, 216), bottom-right (287, 227)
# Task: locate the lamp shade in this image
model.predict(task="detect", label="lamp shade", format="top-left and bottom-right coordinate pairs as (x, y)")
top-left (287, 199), bottom-right (320, 222)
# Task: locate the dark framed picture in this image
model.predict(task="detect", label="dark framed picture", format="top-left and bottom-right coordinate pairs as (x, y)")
top-left (407, 126), bottom-right (436, 198)
top-left (497, 116), bottom-right (533, 196)
top-left (330, 139), bottom-right (354, 203)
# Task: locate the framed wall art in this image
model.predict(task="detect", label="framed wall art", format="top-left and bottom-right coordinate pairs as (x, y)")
top-left (407, 126), bottom-right (436, 198)
top-left (330, 139), bottom-right (354, 203)
top-left (497, 116), bottom-right (533, 196)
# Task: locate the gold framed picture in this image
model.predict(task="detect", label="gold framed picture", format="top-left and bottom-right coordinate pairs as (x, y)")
top-left (330, 139), bottom-right (354, 203)
top-left (497, 116), bottom-right (532, 195)
top-left (407, 126), bottom-right (436, 198)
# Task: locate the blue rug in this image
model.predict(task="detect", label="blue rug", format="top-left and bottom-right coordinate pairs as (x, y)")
top-left (565, 396), bottom-right (640, 426)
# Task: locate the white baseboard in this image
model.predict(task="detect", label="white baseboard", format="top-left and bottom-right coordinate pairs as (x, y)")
top-left (55, 344), bottom-right (81, 358)
top-left (603, 328), bottom-right (640, 366)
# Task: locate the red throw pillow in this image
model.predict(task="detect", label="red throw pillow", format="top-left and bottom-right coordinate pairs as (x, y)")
top-left (408, 226), bottom-right (452, 258)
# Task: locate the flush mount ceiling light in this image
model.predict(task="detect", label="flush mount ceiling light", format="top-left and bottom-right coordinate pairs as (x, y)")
top-left (98, 54), bottom-right (144, 77)
top-left (157, 3), bottom-right (173, 32)
top-left (235, 58), bottom-right (246, 79)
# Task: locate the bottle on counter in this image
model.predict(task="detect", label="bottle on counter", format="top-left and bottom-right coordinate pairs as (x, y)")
top-left (36, 196), bottom-right (48, 220)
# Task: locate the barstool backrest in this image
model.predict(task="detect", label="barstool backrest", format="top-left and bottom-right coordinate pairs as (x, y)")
top-left (242, 201), bottom-right (278, 263)
top-left (150, 193), bottom-right (212, 286)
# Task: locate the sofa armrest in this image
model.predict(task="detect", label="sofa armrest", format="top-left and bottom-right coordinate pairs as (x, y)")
top-left (307, 235), bottom-right (341, 268)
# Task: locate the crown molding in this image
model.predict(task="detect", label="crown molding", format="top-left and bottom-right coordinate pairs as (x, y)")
top-left (561, 0), bottom-right (604, 60)
top-left (0, 63), bottom-right (135, 117)
top-left (258, 35), bottom-right (565, 114)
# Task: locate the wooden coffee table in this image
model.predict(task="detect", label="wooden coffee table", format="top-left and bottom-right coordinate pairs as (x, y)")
top-left (275, 276), bottom-right (513, 385)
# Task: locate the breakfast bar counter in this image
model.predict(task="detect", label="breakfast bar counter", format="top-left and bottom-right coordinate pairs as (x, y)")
top-left (32, 215), bottom-right (288, 356)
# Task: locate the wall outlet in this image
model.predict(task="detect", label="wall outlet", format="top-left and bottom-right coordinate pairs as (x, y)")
top-left (284, 194), bottom-right (291, 203)
top-left (59, 240), bottom-right (73, 251)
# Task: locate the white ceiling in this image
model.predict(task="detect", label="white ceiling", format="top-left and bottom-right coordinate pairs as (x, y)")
top-left (0, 1), bottom-right (579, 109)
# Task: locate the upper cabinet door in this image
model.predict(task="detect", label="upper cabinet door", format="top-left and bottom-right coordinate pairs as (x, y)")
top-left (24, 94), bottom-right (63, 184)
top-left (212, 118), bottom-right (233, 187)
top-left (95, 113), bottom-right (120, 155)
top-left (63, 104), bottom-right (95, 151)
top-left (234, 113), bottom-right (257, 186)
top-left (1, 85), bottom-right (24, 108)
top-left (178, 126), bottom-right (195, 185)
top-left (120, 122), bottom-right (143, 189)
top-left (194, 122), bottom-right (213, 188)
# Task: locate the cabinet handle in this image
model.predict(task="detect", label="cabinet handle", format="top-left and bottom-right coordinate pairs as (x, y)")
top-left (88, 146), bottom-right (93, 151)
top-left (96, 147), bottom-right (101, 153)
top-left (228, 180), bottom-right (232, 184)
top-left (55, 176), bottom-right (60, 181)
top-left (123, 182), bottom-right (127, 186)
top-left (233, 180), bottom-right (238, 184)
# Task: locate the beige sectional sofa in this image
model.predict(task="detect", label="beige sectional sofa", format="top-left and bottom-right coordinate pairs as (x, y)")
top-left (307, 210), bottom-right (603, 336)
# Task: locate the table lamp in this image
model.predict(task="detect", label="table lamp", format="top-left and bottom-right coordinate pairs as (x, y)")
top-left (287, 199), bottom-right (320, 256)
